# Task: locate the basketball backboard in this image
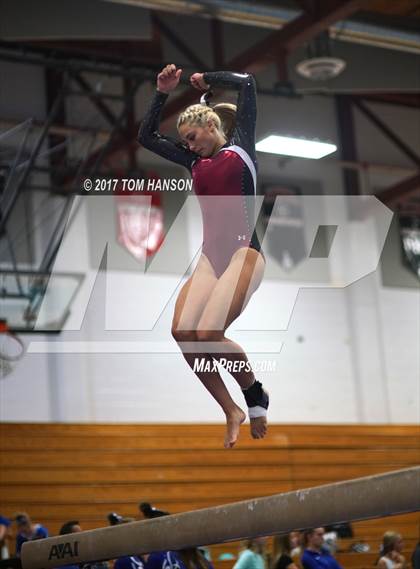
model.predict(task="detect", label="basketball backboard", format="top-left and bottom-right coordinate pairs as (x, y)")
top-left (0, 270), bottom-right (84, 333)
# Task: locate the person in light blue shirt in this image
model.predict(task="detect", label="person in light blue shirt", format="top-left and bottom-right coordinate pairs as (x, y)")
top-left (233, 539), bottom-right (267, 569)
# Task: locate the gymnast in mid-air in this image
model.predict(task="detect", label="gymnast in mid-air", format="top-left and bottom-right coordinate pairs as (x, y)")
top-left (138, 64), bottom-right (268, 448)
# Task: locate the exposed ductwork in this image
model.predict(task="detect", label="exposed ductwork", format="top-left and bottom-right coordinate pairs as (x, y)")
top-left (104, 0), bottom-right (420, 55)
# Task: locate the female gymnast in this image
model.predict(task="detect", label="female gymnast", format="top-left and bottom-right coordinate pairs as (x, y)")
top-left (138, 64), bottom-right (268, 448)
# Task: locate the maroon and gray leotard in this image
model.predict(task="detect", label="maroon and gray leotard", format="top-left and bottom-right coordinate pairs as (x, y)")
top-left (138, 71), bottom-right (262, 278)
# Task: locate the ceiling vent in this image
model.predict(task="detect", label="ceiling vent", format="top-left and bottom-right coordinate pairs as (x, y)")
top-left (296, 29), bottom-right (347, 81)
top-left (296, 56), bottom-right (346, 81)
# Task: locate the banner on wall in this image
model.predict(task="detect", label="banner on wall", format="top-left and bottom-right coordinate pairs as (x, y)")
top-left (115, 173), bottom-right (164, 261)
top-left (262, 184), bottom-right (305, 271)
top-left (399, 214), bottom-right (420, 279)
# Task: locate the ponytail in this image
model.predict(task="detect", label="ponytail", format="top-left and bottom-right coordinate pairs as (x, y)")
top-left (178, 90), bottom-right (237, 141)
top-left (213, 103), bottom-right (237, 140)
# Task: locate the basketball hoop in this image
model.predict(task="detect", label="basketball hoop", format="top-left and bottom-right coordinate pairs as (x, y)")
top-left (0, 319), bottom-right (25, 378)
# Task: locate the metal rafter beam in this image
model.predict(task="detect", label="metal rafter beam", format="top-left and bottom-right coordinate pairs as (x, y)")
top-left (335, 95), bottom-right (360, 195)
top-left (69, 71), bottom-right (119, 128)
top-left (123, 76), bottom-right (137, 171)
top-left (375, 173), bottom-right (420, 207)
top-left (23, 38), bottom-right (163, 67)
top-left (229, 0), bottom-right (361, 70)
top-left (354, 92), bottom-right (420, 109)
top-left (0, 118), bottom-right (110, 140)
top-left (45, 67), bottom-right (68, 186)
top-left (0, 42), bottom-right (158, 79)
top-left (7, 0), bottom-right (360, 184)
top-left (0, 82), bottom-right (67, 234)
top-left (86, 78), bottom-right (144, 178)
top-left (353, 98), bottom-right (420, 168)
top-left (210, 18), bottom-right (225, 69)
top-left (152, 13), bottom-right (209, 71)
top-left (156, 0), bottom-right (360, 128)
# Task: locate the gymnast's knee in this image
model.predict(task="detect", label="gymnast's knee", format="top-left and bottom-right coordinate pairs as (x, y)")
top-left (171, 327), bottom-right (198, 343)
top-left (196, 329), bottom-right (224, 343)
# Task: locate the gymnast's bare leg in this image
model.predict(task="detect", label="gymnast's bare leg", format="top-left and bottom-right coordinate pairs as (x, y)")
top-left (172, 248), bottom-right (266, 448)
top-left (196, 247), bottom-right (267, 446)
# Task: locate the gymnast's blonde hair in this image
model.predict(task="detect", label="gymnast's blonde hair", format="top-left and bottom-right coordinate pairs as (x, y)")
top-left (177, 103), bottom-right (237, 140)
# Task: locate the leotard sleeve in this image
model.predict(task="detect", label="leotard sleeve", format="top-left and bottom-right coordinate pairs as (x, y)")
top-left (137, 90), bottom-right (197, 171)
top-left (202, 71), bottom-right (257, 161)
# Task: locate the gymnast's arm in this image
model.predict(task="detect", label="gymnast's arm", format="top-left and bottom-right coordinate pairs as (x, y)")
top-left (201, 71), bottom-right (257, 158)
top-left (137, 89), bottom-right (197, 170)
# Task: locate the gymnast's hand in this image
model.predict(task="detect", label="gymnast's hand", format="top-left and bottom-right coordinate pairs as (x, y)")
top-left (157, 64), bottom-right (182, 94)
top-left (190, 73), bottom-right (209, 91)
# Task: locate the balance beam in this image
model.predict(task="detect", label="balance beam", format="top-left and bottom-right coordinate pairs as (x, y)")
top-left (21, 466), bottom-right (420, 569)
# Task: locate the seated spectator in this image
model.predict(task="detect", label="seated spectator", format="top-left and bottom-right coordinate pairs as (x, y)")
top-left (52, 521), bottom-right (82, 569)
top-left (324, 524), bottom-right (353, 539)
top-left (272, 532), bottom-right (299, 569)
top-left (115, 552), bottom-right (145, 569)
top-left (14, 513), bottom-right (48, 557)
top-left (289, 533), bottom-right (302, 558)
top-left (412, 542), bottom-right (420, 569)
top-left (139, 503), bottom-right (169, 520)
top-left (146, 551), bottom-right (183, 569)
top-left (111, 514), bottom-right (145, 569)
top-left (377, 532), bottom-right (407, 569)
top-left (322, 531), bottom-right (337, 556)
top-left (233, 538), bottom-right (267, 569)
top-left (301, 528), bottom-right (343, 569)
top-left (176, 548), bottom-right (213, 569)
top-left (56, 520), bottom-right (108, 569)
top-left (0, 515), bottom-right (11, 560)
top-left (272, 534), bottom-right (300, 569)
top-left (59, 521), bottom-right (82, 535)
top-left (142, 507), bottom-right (212, 569)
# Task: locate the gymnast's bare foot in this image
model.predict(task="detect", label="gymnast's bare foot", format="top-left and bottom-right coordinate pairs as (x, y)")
top-left (242, 381), bottom-right (269, 440)
top-left (250, 415), bottom-right (267, 439)
top-left (224, 406), bottom-right (246, 448)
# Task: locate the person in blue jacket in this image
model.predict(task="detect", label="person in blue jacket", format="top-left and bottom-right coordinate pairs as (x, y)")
top-left (142, 506), bottom-right (213, 569)
top-left (0, 515), bottom-right (11, 560)
top-left (301, 528), bottom-right (343, 569)
top-left (15, 513), bottom-right (48, 557)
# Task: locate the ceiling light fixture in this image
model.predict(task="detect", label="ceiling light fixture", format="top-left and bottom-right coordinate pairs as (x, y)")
top-left (256, 135), bottom-right (337, 159)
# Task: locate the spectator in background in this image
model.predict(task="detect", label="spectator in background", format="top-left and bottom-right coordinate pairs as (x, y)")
top-left (52, 521), bottom-right (83, 569)
top-left (55, 520), bottom-right (108, 569)
top-left (272, 534), bottom-right (300, 569)
top-left (115, 556), bottom-right (145, 569)
top-left (139, 503), bottom-right (169, 520)
top-left (0, 515), bottom-right (11, 560)
top-left (233, 538), bottom-right (267, 569)
top-left (146, 551), bottom-right (183, 569)
top-left (176, 548), bottom-right (213, 569)
top-left (412, 542), bottom-right (420, 569)
top-left (14, 513), bottom-right (48, 557)
top-left (110, 515), bottom-right (145, 569)
top-left (139, 503), bottom-right (179, 569)
top-left (322, 530), bottom-right (338, 556)
top-left (59, 521), bottom-right (82, 535)
top-left (141, 505), bottom-right (213, 569)
top-left (289, 533), bottom-right (302, 558)
top-left (108, 513), bottom-right (125, 526)
top-left (301, 528), bottom-right (343, 569)
top-left (377, 532), bottom-right (407, 569)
